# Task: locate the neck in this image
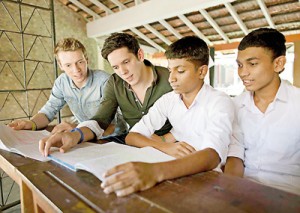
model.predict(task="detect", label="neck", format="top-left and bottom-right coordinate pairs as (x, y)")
top-left (253, 78), bottom-right (281, 113)
top-left (132, 65), bottom-right (153, 91)
top-left (182, 82), bottom-right (204, 108)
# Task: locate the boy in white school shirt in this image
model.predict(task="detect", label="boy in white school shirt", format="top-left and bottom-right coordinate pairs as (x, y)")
top-left (101, 36), bottom-right (235, 196)
top-left (224, 28), bottom-right (300, 195)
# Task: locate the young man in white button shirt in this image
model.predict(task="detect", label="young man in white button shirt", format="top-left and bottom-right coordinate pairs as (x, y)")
top-left (224, 28), bottom-right (300, 195)
top-left (100, 36), bottom-right (235, 196)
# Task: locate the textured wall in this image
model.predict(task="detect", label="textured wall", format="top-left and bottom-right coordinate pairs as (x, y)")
top-left (0, 0), bottom-right (100, 125)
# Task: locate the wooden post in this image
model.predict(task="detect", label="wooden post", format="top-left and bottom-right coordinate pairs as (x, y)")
top-left (293, 41), bottom-right (300, 88)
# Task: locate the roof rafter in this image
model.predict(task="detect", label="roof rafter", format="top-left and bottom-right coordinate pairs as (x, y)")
top-left (144, 24), bottom-right (172, 45)
top-left (178, 14), bottom-right (212, 46)
top-left (110, 0), bottom-right (126, 10)
top-left (69, 0), bottom-right (100, 19)
top-left (159, 20), bottom-right (183, 39)
top-left (87, 0), bottom-right (235, 38)
top-left (199, 9), bottom-right (230, 43)
top-left (88, 0), bottom-right (164, 52)
top-left (256, 0), bottom-right (275, 28)
top-left (130, 28), bottom-right (165, 51)
top-left (89, 0), bottom-right (112, 15)
top-left (224, 2), bottom-right (248, 35)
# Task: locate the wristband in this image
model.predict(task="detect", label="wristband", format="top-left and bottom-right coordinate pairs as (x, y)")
top-left (70, 128), bottom-right (84, 144)
top-left (31, 120), bottom-right (37, 131)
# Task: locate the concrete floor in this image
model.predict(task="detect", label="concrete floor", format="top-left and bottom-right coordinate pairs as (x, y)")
top-left (0, 170), bottom-right (21, 213)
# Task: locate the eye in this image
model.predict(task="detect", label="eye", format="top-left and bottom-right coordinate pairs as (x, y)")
top-left (112, 66), bottom-right (118, 70)
top-left (123, 60), bottom-right (129, 64)
top-left (66, 64), bottom-right (71, 68)
top-left (250, 62), bottom-right (257, 66)
top-left (237, 63), bottom-right (242, 68)
top-left (178, 70), bottom-right (185, 73)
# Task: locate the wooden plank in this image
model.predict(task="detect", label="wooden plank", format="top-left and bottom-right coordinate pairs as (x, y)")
top-left (18, 161), bottom-right (167, 212)
top-left (139, 172), bottom-right (300, 213)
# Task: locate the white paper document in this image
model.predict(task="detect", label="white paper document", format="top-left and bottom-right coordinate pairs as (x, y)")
top-left (49, 142), bottom-right (175, 181)
top-left (0, 124), bottom-right (50, 161)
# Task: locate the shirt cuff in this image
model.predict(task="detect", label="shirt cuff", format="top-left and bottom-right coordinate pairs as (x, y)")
top-left (227, 143), bottom-right (245, 161)
top-left (77, 120), bottom-right (104, 140)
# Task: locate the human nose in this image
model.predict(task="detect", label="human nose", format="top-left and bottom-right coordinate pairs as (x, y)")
top-left (238, 66), bottom-right (249, 78)
top-left (119, 65), bottom-right (128, 75)
top-left (168, 71), bottom-right (176, 83)
top-left (72, 64), bottom-right (81, 73)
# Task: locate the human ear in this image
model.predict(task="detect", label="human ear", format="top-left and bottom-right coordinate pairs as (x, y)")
top-left (137, 48), bottom-right (144, 61)
top-left (274, 56), bottom-right (286, 74)
top-left (198, 65), bottom-right (208, 79)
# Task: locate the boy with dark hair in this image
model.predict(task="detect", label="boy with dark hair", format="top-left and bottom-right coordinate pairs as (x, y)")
top-left (224, 28), bottom-right (300, 195)
top-left (101, 36), bottom-right (235, 196)
top-left (39, 33), bottom-right (173, 155)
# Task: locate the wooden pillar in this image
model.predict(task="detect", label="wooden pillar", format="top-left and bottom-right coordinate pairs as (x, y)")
top-left (293, 41), bottom-right (300, 88)
top-left (209, 47), bottom-right (215, 87)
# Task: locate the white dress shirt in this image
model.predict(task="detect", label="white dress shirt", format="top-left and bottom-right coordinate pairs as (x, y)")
top-left (229, 80), bottom-right (300, 195)
top-left (131, 84), bottom-right (234, 165)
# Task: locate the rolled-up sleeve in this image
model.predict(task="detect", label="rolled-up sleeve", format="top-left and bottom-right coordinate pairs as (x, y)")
top-left (39, 78), bottom-right (65, 121)
top-left (227, 117), bottom-right (245, 161)
top-left (200, 96), bottom-right (235, 165)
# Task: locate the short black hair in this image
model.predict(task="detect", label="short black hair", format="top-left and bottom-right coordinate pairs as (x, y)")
top-left (165, 36), bottom-right (209, 67)
top-left (238, 28), bottom-right (286, 60)
top-left (101, 33), bottom-right (140, 60)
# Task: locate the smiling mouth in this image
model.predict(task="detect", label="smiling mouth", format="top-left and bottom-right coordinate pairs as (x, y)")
top-left (126, 74), bottom-right (133, 81)
top-left (243, 79), bottom-right (253, 85)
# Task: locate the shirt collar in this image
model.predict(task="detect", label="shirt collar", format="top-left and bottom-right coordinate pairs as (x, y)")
top-left (274, 79), bottom-right (289, 103)
top-left (241, 78), bottom-right (289, 110)
top-left (177, 83), bottom-right (207, 108)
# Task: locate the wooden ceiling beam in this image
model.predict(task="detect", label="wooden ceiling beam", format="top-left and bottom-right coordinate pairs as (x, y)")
top-left (87, 0), bottom-right (235, 38)
top-left (256, 0), bottom-right (275, 28)
top-left (178, 14), bottom-right (212, 46)
top-left (69, 0), bottom-right (100, 19)
top-left (224, 2), bottom-right (249, 35)
top-left (213, 34), bottom-right (300, 51)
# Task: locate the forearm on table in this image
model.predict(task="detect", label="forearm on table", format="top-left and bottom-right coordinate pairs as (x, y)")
top-left (126, 132), bottom-right (165, 149)
top-left (224, 157), bottom-right (244, 177)
top-left (154, 148), bottom-right (220, 182)
top-left (79, 127), bottom-right (97, 142)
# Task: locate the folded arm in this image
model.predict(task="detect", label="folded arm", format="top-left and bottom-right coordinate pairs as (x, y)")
top-left (126, 132), bottom-right (196, 158)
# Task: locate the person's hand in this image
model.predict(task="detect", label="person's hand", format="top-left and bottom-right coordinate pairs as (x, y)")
top-left (51, 122), bottom-right (76, 134)
top-left (8, 120), bottom-right (33, 130)
top-left (160, 141), bottom-right (196, 158)
top-left (39, 131), bottom-right (81, 157)
top-left (101, 162), bottom-right (159, 197)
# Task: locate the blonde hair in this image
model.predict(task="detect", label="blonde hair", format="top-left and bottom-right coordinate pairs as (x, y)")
top-left (54, 38), bottom-right (88, 62)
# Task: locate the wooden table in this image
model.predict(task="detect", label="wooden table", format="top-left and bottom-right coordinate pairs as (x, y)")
top-left (0, 149), bottom-right (299, 213)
